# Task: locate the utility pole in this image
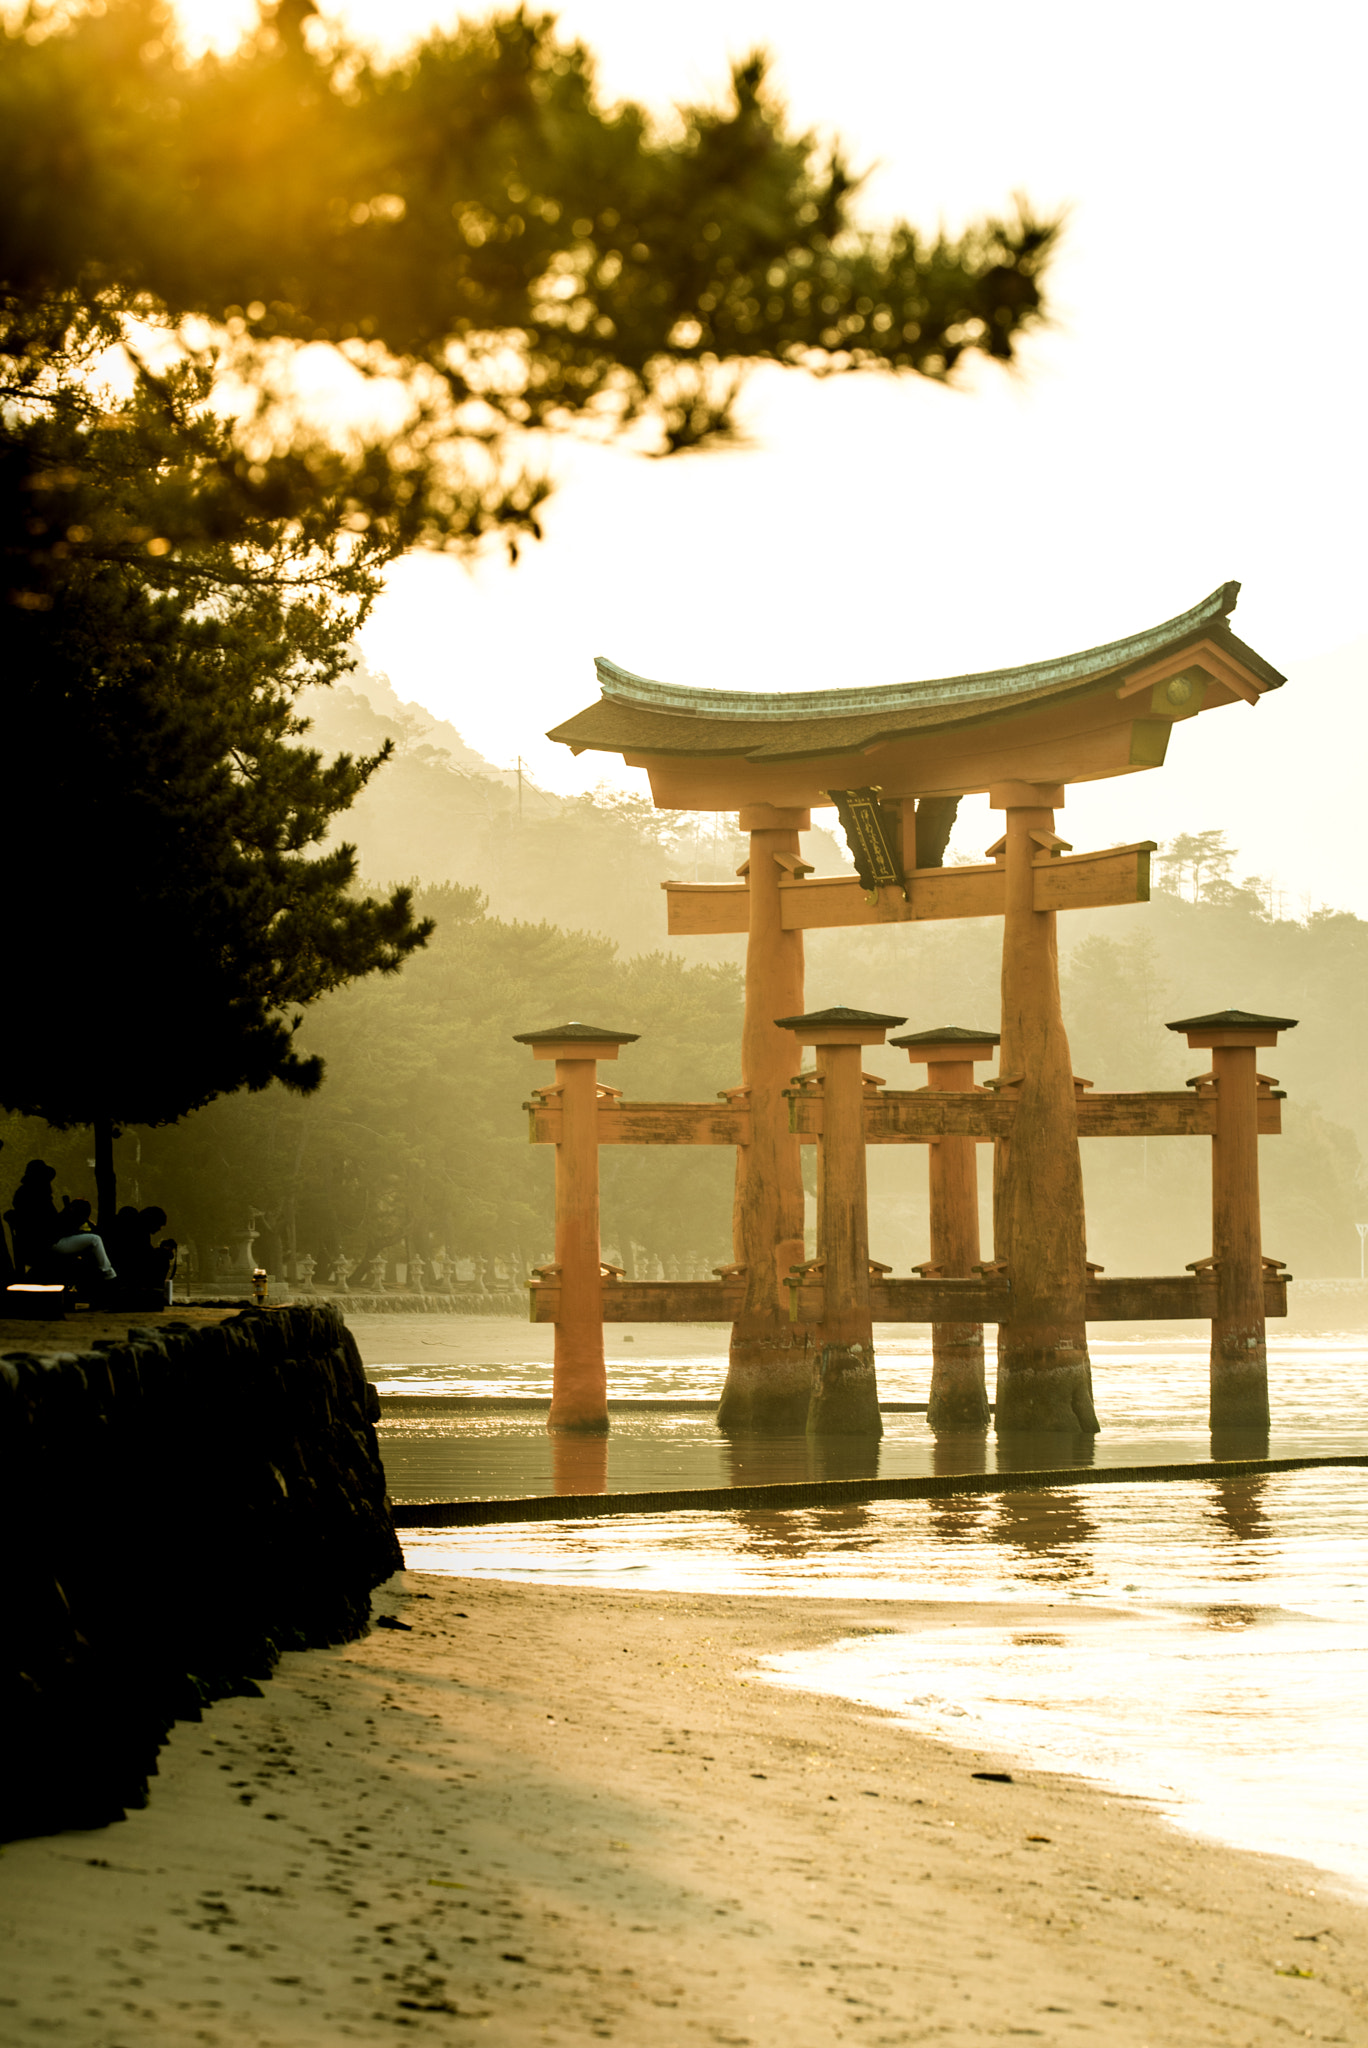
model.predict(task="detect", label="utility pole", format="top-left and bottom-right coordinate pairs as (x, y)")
top-left (516, 756), bottom-right (524, 824)
top-left (1357, 1221), bottom-right (1367, 1281)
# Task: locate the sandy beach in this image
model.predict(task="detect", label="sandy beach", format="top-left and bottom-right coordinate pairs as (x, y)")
top-left (2, 1572), bottom-right (1365, 2046)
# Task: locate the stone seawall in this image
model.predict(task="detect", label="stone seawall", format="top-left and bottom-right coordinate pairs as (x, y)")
top-left (0, 1304), bottom-right (402, 1842)
top-left (186, 1291), bottom-right (528, 1317)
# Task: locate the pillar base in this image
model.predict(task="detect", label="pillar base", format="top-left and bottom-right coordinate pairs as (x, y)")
top-left (718, 1332), bottom-right (814, 1434)
top-left (926, 1325), bottom-right (990, 1433)
top-left (807, 1342), bottom-right (883, 1437)
top-left (1210, 1328), bottom-right (1269, 1432)
top-left (994, 1323), bottom-right (1098, 1434)
top-left (547, 1403), bottom-right (609, 1434)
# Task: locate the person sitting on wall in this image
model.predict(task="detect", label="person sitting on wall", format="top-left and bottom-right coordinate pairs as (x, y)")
top-left (7, 1159), bottom-right (61, 1278)
top-left (50, 1198), bottom-right (117, 1291)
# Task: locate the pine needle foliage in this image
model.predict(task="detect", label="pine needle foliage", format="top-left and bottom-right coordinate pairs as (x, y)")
top-left (0, 0), bottom-right (1059, 1148)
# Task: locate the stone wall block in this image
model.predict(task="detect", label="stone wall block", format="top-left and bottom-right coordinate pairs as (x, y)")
top-left (0, 1304), bottom-right (401, 1841)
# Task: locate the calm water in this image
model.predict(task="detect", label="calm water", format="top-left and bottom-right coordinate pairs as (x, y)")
top-left (362, 1316), bottom-right (1368, 1502)
top-left (352, 1316), bottom-right (1368, 1894)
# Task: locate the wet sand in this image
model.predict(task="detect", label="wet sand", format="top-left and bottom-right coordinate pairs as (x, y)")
top-left (1, 1572), bottom-right (1365, 2046)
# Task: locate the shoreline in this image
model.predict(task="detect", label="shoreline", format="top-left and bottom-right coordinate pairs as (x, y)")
top-left (2, 1575), bottom-right (1365, 2045)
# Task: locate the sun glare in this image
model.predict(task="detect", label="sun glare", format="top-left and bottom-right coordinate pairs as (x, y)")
top-left (169, 0), bottom-right (257, 53)
top-left (171, 0), bottom-right (447, 55)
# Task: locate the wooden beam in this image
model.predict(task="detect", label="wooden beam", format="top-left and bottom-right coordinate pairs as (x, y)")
top-left (1087, 1274), bottom-right (1289, 1321)
top-left (528, 1269), bottom-right (1289, 1326)
top-left (628, 706), bottom-right (1177, 812)
top-left (662, 880), bottom-right (749, 936)
top-left (528, 1101), bottom-right (752, 1146)
top-left (779, 863), bottom-right (1004, 930)
top-left (784, 1271), bottom-right (1290, 1325)
top-left (663, 843), bottom-right (1158, 936)
top-left (770, 843), bottom-right (1156, 934)
top-left (1077, 1091), bottom-right (1283, 1138)
top-left (529, 1278), bottom-right (747, 1324)
top-left (787, 1089), bottom-right (1283, 1142)
top-left (1032, 842), bottom-right (1154, 912)
top-left (870, 1277), bottom-right (1012, 1323)
top-left (1115, 637), bottom-right (1263, 707)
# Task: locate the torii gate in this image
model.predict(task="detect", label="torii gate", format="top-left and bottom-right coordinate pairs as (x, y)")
top-left (527, 583), bottom-right (1291, 1438)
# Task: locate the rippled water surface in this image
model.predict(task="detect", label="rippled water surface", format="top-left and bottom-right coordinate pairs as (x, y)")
top-left (352, 1315), bottom-right (1368, 1892)
top-left (360, 1317), bottom-right (1368, 1501)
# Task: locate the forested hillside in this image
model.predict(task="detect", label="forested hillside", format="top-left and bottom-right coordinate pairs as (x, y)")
top-left (3, 674), bottom-right (1362, 1286)
top-left (296, 661), bottom-right (846, 959)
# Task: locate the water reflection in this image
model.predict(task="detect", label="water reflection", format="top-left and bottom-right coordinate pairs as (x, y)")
top-left (551, 1435), bottom-right (608, 1495)
top-left (723, 1434), bottom-right (820, 1490)
top-left (720, 1433), bottom-right (887, 1489)
top-left (1210, 1425), bottom-right (1271, 1465)
top-left (931, 1435), bottom-right (990, 1479)
top-left (994, 1432), bottom-right (1097, 1473)
top-left (1203, 1474), bottom-right (1272, 1545)
top-left (991, 1489), bottom-right (1100, 1581)
top-left (723, 1509), bottom-right (813, 1558)
top-left (808, 1436), bottom-right (884, 1484)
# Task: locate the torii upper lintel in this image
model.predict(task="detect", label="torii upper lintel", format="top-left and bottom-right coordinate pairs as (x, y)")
top-left (546, 583), bottom-right (1284, 810)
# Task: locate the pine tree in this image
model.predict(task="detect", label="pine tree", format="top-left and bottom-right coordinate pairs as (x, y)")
top-left (0, 0), bottom-right (1061, 1216)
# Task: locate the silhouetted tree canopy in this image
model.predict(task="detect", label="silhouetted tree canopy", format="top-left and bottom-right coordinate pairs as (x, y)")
top-left (0, 0), bottom-right (1060, 1160)
top-left (1, 0), bottom-right (1061, 607)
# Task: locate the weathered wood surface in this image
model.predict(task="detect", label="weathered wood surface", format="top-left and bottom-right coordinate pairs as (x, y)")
top-left (662, 843), bottom-right (1157, 937)
top-left (778, 864), bottom-right (1004, 930)
top-left (1032, 842), bottom-right (1154, 913)
top-left (662, 881), bottom-right (750, 936)
top-left (629, 708), bottom-right (1179, 814)
top-left (1077, 1091), bottom-right (1283, 1137)
top-left (529, 1279), bottom-right (747, 1325)
top-left (528, 1101), bottom-right (753, 1146)
top-left (786, 1090), bottom-right (1282, 1142)
top-left (872, 1277), bottom-right (1012, 1324)
top-left (783, 1273), bottom-right (1290, 1327)
top-left (527, 1089), bottom-right (1282, 1146)
top-left (1090, 1274), bottom-right (1287, 1321)
top-left (720, 811), bottom-right (812, 1431)
top-left (528, 1271), bottom-right (1289, 1325)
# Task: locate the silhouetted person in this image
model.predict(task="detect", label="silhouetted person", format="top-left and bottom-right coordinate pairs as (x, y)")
top-left (0, 1141), bottom-right (11, 1286)
top-left (106, 1204), bottom-right (142, 1277)
top-left (133, 1206), bottom-right (176, 1291)
top-left (51, 1199), bottom-right (117, 1291)
top-left (7, 1159), bottom-right (60, 1278)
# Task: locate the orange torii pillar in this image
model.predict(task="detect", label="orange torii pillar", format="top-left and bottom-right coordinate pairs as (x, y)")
top-left (890, 1025), bottom-right (1000, 1433)
top-left (512, 1020), bottom-right (639, 1434)
top-left (1168, 1008), bottom-right (1297, 1432)
top-left (776, 1005), bottom-right (906, 1436)
top-left (990, 782), bottom-right (1099, 1435)
top-left (718, 804), bottom-right (813, 1435)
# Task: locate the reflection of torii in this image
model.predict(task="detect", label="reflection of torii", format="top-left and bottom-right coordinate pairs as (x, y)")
top-left (538, 585), bottom-right (1289, 1440)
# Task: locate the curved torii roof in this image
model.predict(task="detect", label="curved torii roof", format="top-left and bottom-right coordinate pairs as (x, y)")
top-left (547, 583), bottom-right (1285, 811)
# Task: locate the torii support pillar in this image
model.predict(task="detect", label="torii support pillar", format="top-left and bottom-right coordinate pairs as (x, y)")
top-left (891, 1026), bottom-right (1000, 1433)
top-left (1169, 1009), bottom-right (1297, 1432)
top-left (718, 804), bottom-right (812, 1434)
top-left (991, 783), bottom-right (1099, 1436)
top-left (776, 1005), bottom-right (906, 1436)
top-left (512, 1020), bottom-right (640, 1433)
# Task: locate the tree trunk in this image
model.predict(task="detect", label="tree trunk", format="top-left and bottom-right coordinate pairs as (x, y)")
top-left (93, 1117), bottom-right (117, 1237)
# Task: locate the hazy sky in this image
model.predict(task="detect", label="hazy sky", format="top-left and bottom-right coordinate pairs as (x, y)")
top-left (184, 0), bottom-right (1368, 910)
